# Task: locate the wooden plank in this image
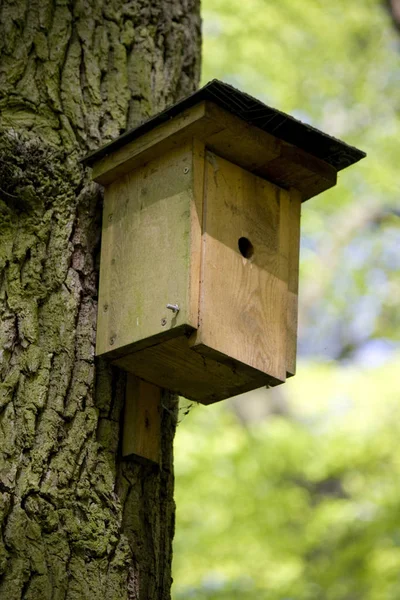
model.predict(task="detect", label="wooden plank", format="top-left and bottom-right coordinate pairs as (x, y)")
top-left (262, 143), bottom-right (337, 200)
top-left (92, 101), bottom-right (281, 187)
top-left (203, 102), bottom-right (281, 171)
top-left (122, 374), bottom-right (161, 464)
top-left (114, 335), bottom-right (280, 405)
top-left (278, 185), bottom-right (290, 380)
top-left (92, 102), bottom-right (222, 185)
top-left (91, 99), bottom-right (335, 203)
top-left (190, 152), bottom-right (288, 383)
top-left (96, 143), bottom-right (199, 357)
top-left (286, 188), bottom-right (301, 377)
top-left (188, 138), bottom-right (205, 328)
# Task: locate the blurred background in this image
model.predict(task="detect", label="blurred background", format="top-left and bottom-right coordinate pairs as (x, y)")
top-left (172, 1), bottom-right (400, 597)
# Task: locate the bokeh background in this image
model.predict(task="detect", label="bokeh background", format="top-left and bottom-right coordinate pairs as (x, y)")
top-left (172, 1), bottom-right (400, 597)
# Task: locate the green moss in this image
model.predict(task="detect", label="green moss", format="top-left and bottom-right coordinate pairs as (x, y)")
top-left (34, 32), bottom-right (49, 61)
top-left (121, 21), bottom-right (135, 48)
top-left (0, 369), bottom-right (19, 410)
top-left (0, 0), bottom-right (200, 591)
top-left (61, 36), bottom-right (85, 135)
top-left (0, 401), bottom-right (17, 457)
top-left (97, 418), bottom-right (120, 454)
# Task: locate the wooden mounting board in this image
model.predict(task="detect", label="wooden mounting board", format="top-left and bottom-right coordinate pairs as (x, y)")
top-left (122, 374), bottom-right (161, 464)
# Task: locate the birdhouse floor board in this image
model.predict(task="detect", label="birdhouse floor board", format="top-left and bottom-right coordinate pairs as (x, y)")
top-left (113, 334), bottom-right (282, 405)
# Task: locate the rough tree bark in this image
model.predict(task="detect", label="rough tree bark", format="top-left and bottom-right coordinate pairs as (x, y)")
top-left (386, 0), bottom-right (400, 31)
top-left (0, 2), bottom-right (201, 599)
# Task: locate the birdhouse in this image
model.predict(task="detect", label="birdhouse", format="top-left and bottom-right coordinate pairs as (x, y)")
top-left (84, 80), bottom-right (365, 407)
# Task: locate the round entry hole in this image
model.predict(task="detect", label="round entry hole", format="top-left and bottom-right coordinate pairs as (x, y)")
top-left (238, 237), bottom-right (254, 259)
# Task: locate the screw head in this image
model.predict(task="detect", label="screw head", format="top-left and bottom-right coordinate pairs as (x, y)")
top-left (103, 304), bottom-right (108, 312)
top-left (161, 318), bottom-right (167, 326)
top-left (109, 336), bottom-right (115, 345)
top-left (183, 167), bottom-right (189, 174)
top-left (108, 214), bottom-right (113, 222)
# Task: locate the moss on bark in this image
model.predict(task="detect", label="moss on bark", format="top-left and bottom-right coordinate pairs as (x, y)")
top-left (0, 1), bottom-right (201, 598)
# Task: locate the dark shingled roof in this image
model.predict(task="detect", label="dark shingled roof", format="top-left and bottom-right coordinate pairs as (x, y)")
top-left (83, 79), bottom-right (366, 170)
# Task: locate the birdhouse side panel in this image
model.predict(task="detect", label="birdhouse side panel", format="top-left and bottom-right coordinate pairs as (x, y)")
top-left (96, 143), bottom-right (200, 358)
top-left (191, 152), bottom-right (290, 384)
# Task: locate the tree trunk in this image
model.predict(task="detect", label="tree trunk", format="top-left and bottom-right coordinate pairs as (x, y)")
top-left (0, 2), bottom-right (201, 599)
top-left (386, 0), bottom-right (400, 31)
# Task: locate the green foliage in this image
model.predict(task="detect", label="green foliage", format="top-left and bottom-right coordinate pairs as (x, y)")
top-left (173, 358), bottom-right (400, 599)
top-left (173, 2), bottom-right (400, 596)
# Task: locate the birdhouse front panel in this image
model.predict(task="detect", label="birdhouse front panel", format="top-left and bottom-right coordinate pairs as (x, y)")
top-left (85, 80), bottom-right (365, 404)
top-left (96, 141), bottom-right (202, 359)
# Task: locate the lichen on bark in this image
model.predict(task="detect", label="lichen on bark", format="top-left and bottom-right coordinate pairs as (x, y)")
top-left (0, 1), bottom-right (201, 598)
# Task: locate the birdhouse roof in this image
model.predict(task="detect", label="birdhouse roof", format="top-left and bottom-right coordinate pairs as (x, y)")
top-left (84, 79), bottom-right (365, 172)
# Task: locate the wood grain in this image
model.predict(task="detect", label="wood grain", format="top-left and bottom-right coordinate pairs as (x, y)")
top-left (92, 103), bottom-right (221, 185)
top-left (96, 143), bottom-right (200, 357)
top-left (123, 374), bottom-right (161, 464)
top-left (203, 102), bottom-right (280, 171)
top-left (91, 100), bottom-right (337, 203)
top-left (188, 138), bottom-right (205, 327)
top-left (262, 143), bottom-right (337, 200)
top-left (286, 188), bottom-right (302, 376)
top-left (94, 105), bottom-right (310, 401)
top-left (114, 335), bottom-right (280, 405)
top-left (190, 151), bottom-right (288, 384)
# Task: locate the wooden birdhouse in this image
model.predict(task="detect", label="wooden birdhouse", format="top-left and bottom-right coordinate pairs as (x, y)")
top-left (85, 80), bottom-right (365, 407)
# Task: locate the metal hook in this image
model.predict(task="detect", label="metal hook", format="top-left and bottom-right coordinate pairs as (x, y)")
top-left (166, 303), bottom-right (180, 313)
